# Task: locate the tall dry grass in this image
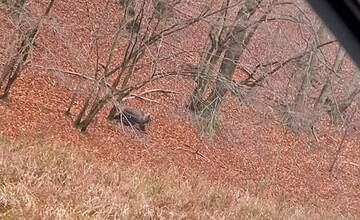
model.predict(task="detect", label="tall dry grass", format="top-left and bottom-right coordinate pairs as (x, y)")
top-left (0, 135), bottom-right (353, 219)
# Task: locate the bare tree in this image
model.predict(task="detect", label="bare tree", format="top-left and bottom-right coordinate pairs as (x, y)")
top-left (2, 0), bottom-right (26, 17)
top-left (0, 0), bottom-right (56, 99)
top-left (67, 0), bottom-right (211, 132)
top-left (184, 0), bottom-right (358, 136)
top-left (309, 46), bottom-right (346, 126)
top-left (279, 22), bottom-right (359, 133)
top-left (187, 0), bottom-right (230, 112)
top-left (324, 80), bottom-right (360, 125)
top-left (187, 0), bottom-right (267, 133)
top-left (281, 23), bottom-right (328, 132)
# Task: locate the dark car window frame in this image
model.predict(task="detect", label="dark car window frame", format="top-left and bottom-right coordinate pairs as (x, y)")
top-left (307, 0), bottom-right (360, 68)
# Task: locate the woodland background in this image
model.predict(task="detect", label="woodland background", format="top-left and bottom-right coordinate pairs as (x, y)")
top-left (0, 0), bottom-right (359, 219)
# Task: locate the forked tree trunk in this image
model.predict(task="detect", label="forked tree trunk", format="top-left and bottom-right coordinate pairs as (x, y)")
top-left (76, 97), bottom-right (109, 132)
top-left (188, 46), bottom-right (224, 112)
top-left (285, 51), bottom-right (316, 129)
top-left (185, 0), bottom-right (264, 135)
top-left (73, 6), bottom-right (131, 132)
top-left (202, 13), bottom-right (260, 116)
top-left (197, 0), bottom-right (262, 117)
top-left (185, 0), bottom-right (265, 135)
top-left (187, 0), bottom-right (229, 112)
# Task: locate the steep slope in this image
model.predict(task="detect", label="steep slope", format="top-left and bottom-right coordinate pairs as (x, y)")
top-left (0, 0), bottom-right (359, 218)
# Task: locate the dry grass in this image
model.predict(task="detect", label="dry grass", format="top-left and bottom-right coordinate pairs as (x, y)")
top-left (0, 135), bottom-right (353, 220)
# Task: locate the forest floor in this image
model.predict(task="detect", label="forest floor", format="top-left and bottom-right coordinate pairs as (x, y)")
top-left (0, 0), bottom-right (360, 219)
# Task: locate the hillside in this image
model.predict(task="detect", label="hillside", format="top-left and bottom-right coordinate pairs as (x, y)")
top-left (1, 0), bottom-right (360, 219)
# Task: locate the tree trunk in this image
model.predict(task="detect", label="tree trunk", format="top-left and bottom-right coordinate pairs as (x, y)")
top-left (0, 0), bottom-right (55, 99)
top-left (325, 87), bottom-right (360, 124)
top-left (73, 95), bottom-right (91, 127)
top-left (77, 96), bottom-right (109, 132)
top-left (185, 0), bottom-right (264, 134)
top-left (0, 27), bottom-right (38, 99)
top-left (74, 84), bottom-right (103, 131)
top-left (187, 0), bottom-right (229, 112)
top-left (282, 24), bottom-right (327, 131)
top-left (64, 92), bottom-right (77, 116)
top-left (188, 47), bottom-right (224, 112)
top-left (200, 0), bottom-right (262, 116)
top-left (310, 46), bottom-right (346, 126)
top-left (107, 92), bottom-right (128, 120)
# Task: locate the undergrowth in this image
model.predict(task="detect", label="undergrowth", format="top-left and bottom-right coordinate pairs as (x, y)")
top-left (0, 135), bottom-right (353, 219)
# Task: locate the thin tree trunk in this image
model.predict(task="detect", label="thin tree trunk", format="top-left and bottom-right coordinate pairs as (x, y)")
top-left (0, 28), bottom-right (38, 99)
top-left (0, 59), bottom-right (17, 89)
top-left (293, 52), bottom-right (315, 108)
top-left (73, 95), bottom-right (91, 127)
top-left (77, 97), bottom-right (109, 132)
top-left (326, 87), bottom-right (360, 124)
top-left (0, 0), bottom-right (55, 99)
top-left (74, 83), bottom-right (102, 129)
top-left (64, 92), bottom-right (77, 116)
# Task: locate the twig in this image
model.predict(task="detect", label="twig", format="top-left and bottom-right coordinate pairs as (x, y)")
top-left (122, 89), bottom-right (179, 103)
top-left (123, 93), bottom-right (161, 104)
top-left (311, 126), bottom-right (319, 142)
top-left (176, 143), bottom-right (211, 163)
top-left (33, 66), bottom-right (100, 82)
top-left (329, 129), bottom-right (348, 172)
top-left (138, 89), bottom-right (179, 96)
top-left (33, 65), bottom-right (190, 107)
top-left (32, 66), bottom-right (118, 92)
top-left (251, 40), bottom-right (338, 85)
